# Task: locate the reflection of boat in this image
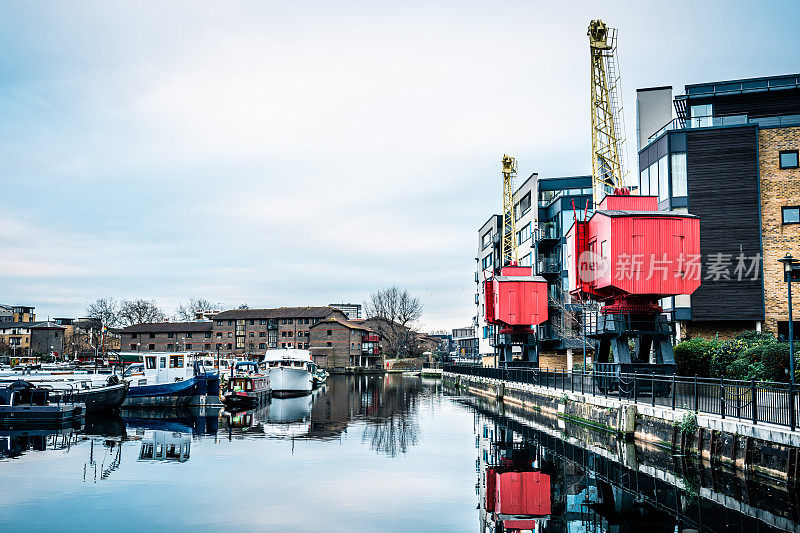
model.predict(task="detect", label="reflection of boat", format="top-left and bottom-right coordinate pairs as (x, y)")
top-left (122, 354), bottom-right (219, 407)
top-left (0, 380), bottom-right (84, 428)
top-left (137, 430), bottom-right (190, 462)
top-left (262, 394), bottom-right (313, 438)
top-left (261, 349), bottom-right (313, 397)
top-left (222, 362), bottom-right (270, 409)
top-left (122, 406), bottom-right (221, 435)
top-left (0, 427), bottom-right (79, 458)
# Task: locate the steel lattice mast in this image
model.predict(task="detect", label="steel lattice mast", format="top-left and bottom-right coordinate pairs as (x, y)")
top-left (588, 19), bottom-right (627, 205)
top-left (501, 154), bottom-right (518, 268)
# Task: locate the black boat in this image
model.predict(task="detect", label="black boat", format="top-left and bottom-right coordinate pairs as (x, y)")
top-left (0, 380), bottom-right (84, 428)
top-left (3, 375), bottom-right (129, 413)
top-left (222, 362), bottom-right (270, 409)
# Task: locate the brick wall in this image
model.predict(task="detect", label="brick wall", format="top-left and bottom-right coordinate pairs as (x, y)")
top-left (121, 331), bottom-right (215, 352)
top-left (309, 324), bottom-right (353, 368)
top-left (759, 126), bottom-right (800, 334)
top-left (683, 320), bottom-right (759, 341)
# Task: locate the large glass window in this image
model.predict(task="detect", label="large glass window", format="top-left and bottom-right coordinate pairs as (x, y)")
top-left (481, 231), bottom-right (492, 249)
top-left (782, 207), bottom-right (800, 224)
top-left (516, 223), bottom-right (531, 245)
top-left (690, 104), bottom-right (713, 127)
top-left (671, 152), bottom-right (687, 196)
top-left (520, 253), bottom-right (532, 267)
top-left (640, 167), bottom-right (649, 195)
top-left (658, 156), bottom-right (669, 201)
top-left (648, 160), bottom-right (659, 199)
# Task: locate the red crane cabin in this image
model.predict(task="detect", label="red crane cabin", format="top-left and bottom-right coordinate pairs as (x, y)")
top-left (484, 266), bottom-right (548, 327)
top-left (565, 195), bottom-right (701, 301)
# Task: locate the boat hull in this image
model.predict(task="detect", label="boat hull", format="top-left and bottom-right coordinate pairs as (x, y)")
top-left (0, 404), bottom-right (84, 428)
top-left (124, 377), bottom-right (199, 407)
top-left (222, 389), bottom-right (269, 410)
top-left (267, 367), bottom-right (312, 397)
top-left (49, 383), bottom-right (128, 412)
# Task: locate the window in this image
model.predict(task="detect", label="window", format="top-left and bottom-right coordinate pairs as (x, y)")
top-left (481, 230), bottom-right (492, 249)
top-left (131, 333), bottom-right (138, 339)
top-left (167, 343), bottom-right (174, 350)
top-left (259, 319), bottom-right (266, 325)
top-left (326, 341), bottom-right (332, 347)
top-left (640, 167), bottom-right (649, 195)
top-left (169, 355), bottom-right (184, 368)
top-left (148, 344), bottom-right (155, 350)
top-left (204, 344), bottom-right (211, 350)
top-left (159, 357), bottom-right (166, 369)
top-left (658, 156), bottom-right (668, 202)
top-left (205, 333), bottom-right (211, 338)
top-left (281, 331), bottom-right (286, 337)
top-left (146, 356), bottom-right (156, 369)
top-left (516, 223), bottom-right (531, 245)
top-left (514, 193), bottom-right (531, 220)
top-left (130, 344), bottom-right (136, 350)
top-left (186, 333), bottom-right (192, 338)
top-left (780, 150), bottom-right (799, 169)
top-left (227, 332), bottom-right (232, 338)
top-left (149, 333), bottom-right (155, 339)
top-left (227, 343), bottom-right (232, 349)
top-left (249, 320), bottom-right (254, 325)
top-left (167, 332), bottom-right (174, 338)
top-left (185, 344), bottom-right (192, 350)
top-left (520, 253), bottom-right (532, 267)
top-left (259, 332), bottom-right (266, 337)
top-left (690, 104), bottom-right (712, 127)
top-left (249, 331), bottom-right (254, 337)
top-left (327, 330), bottom-right (332, 336)
top-left (482, 253), bottom-right (493, 271)
top-left (288, 331), bottom-right (293, 337)
top-left (227, 320), bottom-right (233, 325)
top-left (281, 343), bottom-right (286, 348)
top-left (782, 207), bottom-right (800, 224)
top-left (259, 343), bottom-right (266, 349)
top-left (216, 332), bottom-right (222, 338)
top-left (648, 160), bottom-right (658, 199)
top-left (671, 153), bottom-right (687, 196)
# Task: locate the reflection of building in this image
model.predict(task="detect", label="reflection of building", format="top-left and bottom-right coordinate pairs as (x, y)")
top-left (138, 431), bottom-right (190, 462)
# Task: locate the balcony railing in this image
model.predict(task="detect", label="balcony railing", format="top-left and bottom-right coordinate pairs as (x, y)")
top-left (646, 113), bottom-right (800, 145)
top-left (536, 257), bottom-right (561, 275)
top-left (536, 225), bottom-right (559, 241)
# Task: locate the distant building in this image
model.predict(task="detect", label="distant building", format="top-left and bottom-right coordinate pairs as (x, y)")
top-left (0, 320), bottom-right (65, 356)
top-left (0, 305), bottom-right (35, 323)
top-left (309, 316), bottom-right (381, 369)
top-left (329, 303), bottom-right (362, 320)
top-left (452, 327), bottom-right (477, 356)
top-left (121, 321), bottom-right (214, 353)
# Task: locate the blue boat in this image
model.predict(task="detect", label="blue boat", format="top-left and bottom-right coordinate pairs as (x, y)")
top-left (121, 353), bottom-right (219, 408)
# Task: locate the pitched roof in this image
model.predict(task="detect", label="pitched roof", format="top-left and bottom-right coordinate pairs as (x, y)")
top-left (0, 321), bottom-right (65, 330)
top-left (213, 306), bottom-right (341, 320)
top-left (310, 316), bottom-right (375, 333)
top-left (121, 321), bottom-right (214, 333)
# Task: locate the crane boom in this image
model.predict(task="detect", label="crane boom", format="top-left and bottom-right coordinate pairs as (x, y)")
top-left (500, 154), bottom-right (518, 268)
top-left (588, 19), bottom-right (627, 204)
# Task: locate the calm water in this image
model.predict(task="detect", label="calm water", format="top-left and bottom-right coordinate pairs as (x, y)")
top-left (1, 374), bottom-right (798, 532)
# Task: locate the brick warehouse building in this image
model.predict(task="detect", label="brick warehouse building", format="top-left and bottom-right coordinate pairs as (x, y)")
top-left (120, 306), bottom-right (383, 370)
top-left (636, 73), bottom-right (800, 339)
top-left (309, 316), bottom-right (382, 369)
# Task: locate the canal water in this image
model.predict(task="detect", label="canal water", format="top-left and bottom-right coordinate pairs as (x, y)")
top-left (0, 374), bottom-right (797, 532)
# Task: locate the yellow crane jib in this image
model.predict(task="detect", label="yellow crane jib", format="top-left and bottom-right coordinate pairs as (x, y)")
top-left (501, 154), bottom-right (518, 268)
top-left (588, 19), bottom-right (627, 205)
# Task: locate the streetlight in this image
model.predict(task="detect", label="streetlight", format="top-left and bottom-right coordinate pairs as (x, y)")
top-left (778, 252), bottom-right (799, 384)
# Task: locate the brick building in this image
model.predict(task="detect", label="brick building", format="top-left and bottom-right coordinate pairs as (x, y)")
top-left (308, 316), bottom-right (381, 369)
top-left (121, 321), bottom-right (214, 353)
top-left (636, 73), bottom-right (800, 339)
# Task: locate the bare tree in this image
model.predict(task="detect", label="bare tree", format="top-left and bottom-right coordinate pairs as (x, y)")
top-left (176, 298), bottom-right (219, 321)
top-left (364, 287), bottom-right (423, 358)
top-left (119, 299), bottom-right (166, 326)
top-left (86, 298), bottom-right (121, 327)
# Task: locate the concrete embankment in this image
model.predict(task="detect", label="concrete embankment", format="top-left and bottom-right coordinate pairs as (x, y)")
top-left (444, 371), bottom-right (800, 484)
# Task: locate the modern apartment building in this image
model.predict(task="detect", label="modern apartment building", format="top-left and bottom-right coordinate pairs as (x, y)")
top-left (452, 326), bottom-right (477, 356)
top-left (0, 320), bottom-right (65, 356)
top-left (636, 73), bottom-right (800, 339)
top-left (329, 303), bottom-right (362, 320)
top-left (0, 305), bottom-right (35, 323)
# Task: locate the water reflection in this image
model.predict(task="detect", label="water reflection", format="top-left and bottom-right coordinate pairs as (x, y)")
top-left (138, 431), bottom-right (191, 463)
top-left (469, 393), bottom-right (800, 532)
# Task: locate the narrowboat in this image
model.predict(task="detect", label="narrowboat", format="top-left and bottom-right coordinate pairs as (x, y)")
top-left (222, 361), bottom-right (270, 409)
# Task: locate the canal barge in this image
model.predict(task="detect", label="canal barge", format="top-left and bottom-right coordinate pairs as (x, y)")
top-left (122, 353), bottom-right (219, 407)
top-left (0, 380), bottom-right (84, 427)
top-left (222, 362), bottom-right (270, 409)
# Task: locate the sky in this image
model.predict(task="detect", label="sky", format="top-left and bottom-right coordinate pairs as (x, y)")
top-left (1, 1), bottom-right (799, 331)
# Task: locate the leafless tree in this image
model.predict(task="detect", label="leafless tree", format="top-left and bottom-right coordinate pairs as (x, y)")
top-left (86, 298), bottom-right (121, 327)
top-left (176, 298), bottom-right (219, 321)
top-left (119, 299), bottom-right (166, 326)
top-left (364, 287), bottom-right (423, 358)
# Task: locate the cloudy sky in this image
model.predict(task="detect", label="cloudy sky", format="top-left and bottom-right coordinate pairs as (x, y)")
top-left (1, 1), bottom-right (798, 331)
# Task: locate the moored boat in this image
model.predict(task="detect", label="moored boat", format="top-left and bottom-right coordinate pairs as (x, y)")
top-left (309, 362), bottom-right (329, 387)
top-left (0, 380), bottom-right (84, 428)
top-left (222, 362), bottom-right (270, 409)
top-left (260, 349), bottom-right (313, 397)
top-left (121, 353), bottom-right (218, 407)
top-left (0, 374), bottom-right (128, 413)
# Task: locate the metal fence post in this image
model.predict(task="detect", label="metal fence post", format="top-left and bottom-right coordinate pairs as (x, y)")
top-left (633, 371), bottom-right (637, 404)
top-left (789, 381), bottom-right (796, 431)
top-left (671, 374), bottom-right (676, 410)
top-left (652, 374), bottom-right (656, 407)
top-left (751, 379), bottom-right (757, 425)
top-left (694, 375), bottom-right (699, 413)
top-left (720, 377), bottom-right (726, 420)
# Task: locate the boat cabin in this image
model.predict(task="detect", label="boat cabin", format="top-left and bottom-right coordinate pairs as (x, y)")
top-left (122, 352), bottom-right (194, 386)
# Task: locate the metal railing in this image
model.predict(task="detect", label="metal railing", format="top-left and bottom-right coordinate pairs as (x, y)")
top-left (443, 364), bottom-right (799, 430)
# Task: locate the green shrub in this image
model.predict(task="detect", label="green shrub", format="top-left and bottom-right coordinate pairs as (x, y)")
top-left (673, 338), bottom-right (718, 377)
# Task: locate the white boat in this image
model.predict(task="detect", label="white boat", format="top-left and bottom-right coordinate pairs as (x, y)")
top-left (260, 349), bottom-right (313, 397)
top-left (120, 352), bottom-right (219, 407)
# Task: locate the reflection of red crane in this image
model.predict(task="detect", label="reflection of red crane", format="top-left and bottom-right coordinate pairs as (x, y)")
top-left (486, 455), bottom-right (551, 531)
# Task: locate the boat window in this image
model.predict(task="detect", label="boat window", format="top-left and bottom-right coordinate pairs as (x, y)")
top-left (160, 357), bottom-right (166, 369)
top-left (169, 356), bottom-right (184, 368)
top-left (246, 381), bottom-right (252, 391)
top-left (145, 357), bottom-right (156, 370)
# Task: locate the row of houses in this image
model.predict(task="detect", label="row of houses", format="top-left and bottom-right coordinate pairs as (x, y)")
top-left (474, 72), bottom-right (800, 368)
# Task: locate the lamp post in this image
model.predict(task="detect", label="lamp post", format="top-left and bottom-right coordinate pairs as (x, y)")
top-left (778, 252), bottom-right (799, 385)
